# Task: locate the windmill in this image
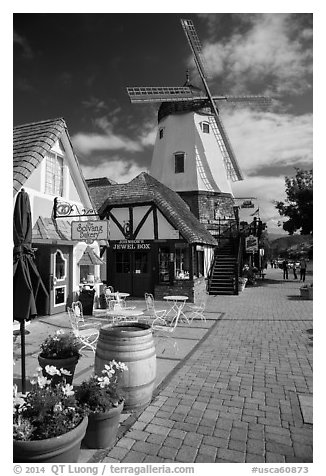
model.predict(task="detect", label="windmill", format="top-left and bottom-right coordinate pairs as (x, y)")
top-left (126, 18), bottom-right (270, 218)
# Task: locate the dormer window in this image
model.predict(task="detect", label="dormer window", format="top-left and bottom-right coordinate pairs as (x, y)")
top-left (45, 151), bottom-right (64, 196)
top-left (159, 128), bottom-right (164, 139)
top-left (174, 152), bottom-right (185, 174)
top-left (201, 122), bottom-right (210, 134)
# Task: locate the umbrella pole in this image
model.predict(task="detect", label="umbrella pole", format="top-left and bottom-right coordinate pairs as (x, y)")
top-left (20, 321), bottom-right (26, 394)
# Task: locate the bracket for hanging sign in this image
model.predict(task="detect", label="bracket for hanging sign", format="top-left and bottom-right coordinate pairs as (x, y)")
top-left (53, 197), bottom-right (99, 219)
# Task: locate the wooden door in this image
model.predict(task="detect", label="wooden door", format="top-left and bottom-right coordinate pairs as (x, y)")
top-left (132, 250), bottom-right (152, 297)
top-left (50, 247), bottom-right (70, 314)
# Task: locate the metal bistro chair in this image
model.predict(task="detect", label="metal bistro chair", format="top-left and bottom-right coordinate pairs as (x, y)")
top-left (187, 300), bottom-right (207, 323)
top-left (67, 304), bottom-right (99, 353)
top-left (144, 293), bottom-right (168, 323)
top-left (151, 305), bottom-right (182, 354)
top-left (105, 286), bottom-right (118, 310)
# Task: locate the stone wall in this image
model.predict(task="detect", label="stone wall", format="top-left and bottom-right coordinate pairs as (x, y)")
top-left (178, 191), bottom-right (235, 223)
top-left (155, 276), bottom-right (206, 303)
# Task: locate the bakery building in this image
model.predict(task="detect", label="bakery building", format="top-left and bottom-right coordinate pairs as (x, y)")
top-left (13, 118), bottom-right (104, 315)
top-left (87, 173), bottom-right (217, 302)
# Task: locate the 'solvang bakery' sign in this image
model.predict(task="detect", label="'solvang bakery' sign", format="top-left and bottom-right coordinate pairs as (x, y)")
top-left (71, 220), bottom-right (109, 243)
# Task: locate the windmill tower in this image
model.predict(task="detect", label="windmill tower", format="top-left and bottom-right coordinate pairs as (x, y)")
top-left (127, 19), bottom-right (270, 233)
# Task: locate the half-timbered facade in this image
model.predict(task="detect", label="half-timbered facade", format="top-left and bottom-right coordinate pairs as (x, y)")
top-left (88, 172), bottom-right (217, 301)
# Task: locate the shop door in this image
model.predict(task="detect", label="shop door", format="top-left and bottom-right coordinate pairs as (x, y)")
top-left (114, 252), bottom-right (132, 295)
top-left (113, 251), bottom-right (152, 297)
top-left (133, 251), bottom-right (152, 297)
top-left (50, 247), bottom-right (70, 314)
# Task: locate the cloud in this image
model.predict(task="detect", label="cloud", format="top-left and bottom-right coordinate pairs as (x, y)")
top-left (72, 117), bottom-right (157, 156)
top-left (198, 14), bottom-right (312, 96)
top-left (232, 175), bottom-right (287, 232)
top-left (222, 108), bottom-right (313, 175)
top-left (72, 131), bottom-right (143, 154)
top-left (13, 30), bottom-right (34, 59)
top-left (81, 157), bottom-right (146, 184)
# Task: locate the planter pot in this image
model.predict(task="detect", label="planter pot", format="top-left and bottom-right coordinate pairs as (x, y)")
top-left (38, 354), bottom-right (79, 386)
top-left (300, 287), bottom-right (313, 300)
top-left (13, 416), bottom-right (88, 463)
top-left (83, 401), bottom-right (124, 449)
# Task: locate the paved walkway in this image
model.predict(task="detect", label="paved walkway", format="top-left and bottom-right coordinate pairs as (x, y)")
top-left (14, 267), bottom-right (313, 463)
top-left (92, 268), bottom-right (313, 464)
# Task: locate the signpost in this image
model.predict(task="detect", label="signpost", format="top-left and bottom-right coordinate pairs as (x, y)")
top-left (245, 235), bottom-right (258, 253)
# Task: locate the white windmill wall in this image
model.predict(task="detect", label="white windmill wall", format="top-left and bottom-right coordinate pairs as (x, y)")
top-left (150, 111), bottom-right (233, 196)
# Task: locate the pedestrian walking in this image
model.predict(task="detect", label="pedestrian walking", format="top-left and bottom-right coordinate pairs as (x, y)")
top-left (282, 259), bottom-right (289, 280)
top-left (300, 257), bottom-right (307, 282)
top-left (293, 262), bottom-right (298, 279)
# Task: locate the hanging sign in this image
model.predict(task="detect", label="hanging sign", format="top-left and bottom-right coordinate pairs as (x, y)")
top-left (245, 235), bottom-right (258, 252)
top-left (71, 220), bottom-right (109, 243)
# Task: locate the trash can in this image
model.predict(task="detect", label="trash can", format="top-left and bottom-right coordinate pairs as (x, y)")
top-left (79, 288), bottom-right (95, 315)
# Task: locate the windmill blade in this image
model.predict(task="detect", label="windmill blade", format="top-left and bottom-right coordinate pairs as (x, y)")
top-left (208, 114), bottom-right (244, 182)
top-left (222, 95), bottom-right (272, 106)
top-left (127, 86), bottom-right (206, 103)
top-left (181, 19), bottom-right (210, 79)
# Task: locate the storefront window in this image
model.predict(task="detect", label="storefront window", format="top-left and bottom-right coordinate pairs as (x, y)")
top-left (194, 250), bottom-right (204, 277)
top-left (79, 265), bottom-right (94, 283)
top-left (159, 247), bottom-right (170, 283)
top-left (116, 252), bottom-right (131, 273)
top-left (175, 244), bottom-right (190, 280)
top-left (134, 252), bottom-right (148, 274)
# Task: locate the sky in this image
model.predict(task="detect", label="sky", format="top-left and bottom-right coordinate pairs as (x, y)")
top-left (12, 8), bottom-right (313, 234)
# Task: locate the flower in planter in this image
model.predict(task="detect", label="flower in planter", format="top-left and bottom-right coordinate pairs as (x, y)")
top-left (40, 329), bottom-right (81, 359)
top-left (75, 360), bottom-right (128, 414)
top-left (13, 368), bottom-right (85, 441)
top-left (300, 283), bottom-right (313, 289)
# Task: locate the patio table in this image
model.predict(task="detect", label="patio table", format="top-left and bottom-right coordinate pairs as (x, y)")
top-left (105, 308), bottom-right (144, 323)
top-left (163, 295), bottom-right (189, 324)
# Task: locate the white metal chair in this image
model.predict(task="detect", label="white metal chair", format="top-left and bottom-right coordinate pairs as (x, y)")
top-left (71, 301), bottom-right (84, 324)
top-left (187, 300), bottom-right (206, 322)
top-left (151, 306), bottom-right (182, 354)
top-left (105, 286), bottom-right (118, 310)
top-left (67, 306), bottom-right (99, 353)
top-left (144, 293), bottom-right (167, 322)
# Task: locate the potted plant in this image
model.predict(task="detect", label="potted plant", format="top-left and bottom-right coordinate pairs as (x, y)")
top-left (75, 360), bottom-right (127, 449)
top-left (300, 283), bottom-right (313, 300)
top-left (13, 367), bottom-right (88, 462)
top-left (238, 277), bottom-right (248, 292)
top-left (38, 330), bottom-right (81, 385)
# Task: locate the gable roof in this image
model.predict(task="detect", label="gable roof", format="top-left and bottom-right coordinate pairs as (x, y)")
top-left (13, 118), bottom-right (67, 195)
top-left (13, 118), bottom-right (94, 210)
top-left (89, 172), bottom-right (217, 246)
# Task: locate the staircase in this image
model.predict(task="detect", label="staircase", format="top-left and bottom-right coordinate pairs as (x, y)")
top-left (208, 240), bottom-right (237, 295)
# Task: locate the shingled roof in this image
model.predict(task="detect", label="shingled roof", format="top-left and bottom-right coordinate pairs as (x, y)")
top-left (89, 172), bottom-right (216, 246)
top-left (13, 118), bottom-right (69, 195)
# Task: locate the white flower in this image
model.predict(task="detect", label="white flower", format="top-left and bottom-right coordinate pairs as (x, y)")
top-left (37, 375), bottom-right (50, 388)
top-left (45, 365), bottom-right (60, 376)
top-left (62, 384), bottom-right (74, 396)
top-left (53, 402), bottom-right (63, 413)
top-left (59, 368), bottom-right (72, 376)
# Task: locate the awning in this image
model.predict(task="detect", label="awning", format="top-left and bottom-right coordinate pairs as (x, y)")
top-left (78, 246), bottom-right (105, 265)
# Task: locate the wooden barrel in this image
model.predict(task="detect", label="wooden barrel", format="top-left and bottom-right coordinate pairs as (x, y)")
top-left (95, 322), bottom-right (156, 412)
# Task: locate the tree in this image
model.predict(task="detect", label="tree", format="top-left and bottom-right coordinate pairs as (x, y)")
top-left (275, 168), bottom-right (313, 235)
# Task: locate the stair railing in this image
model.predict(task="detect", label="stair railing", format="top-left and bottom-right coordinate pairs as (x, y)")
top-left (234, 234), bottom-right (244, 295)
top-left (206, 247), bottom-right (218, 292)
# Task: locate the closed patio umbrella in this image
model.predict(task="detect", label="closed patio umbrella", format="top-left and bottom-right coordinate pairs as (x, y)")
top-left (13, 188), bottom-right (48, 393)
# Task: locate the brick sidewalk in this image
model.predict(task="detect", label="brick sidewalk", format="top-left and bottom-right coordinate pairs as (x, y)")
top-left (84, 267), bottom-right (312, 463)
